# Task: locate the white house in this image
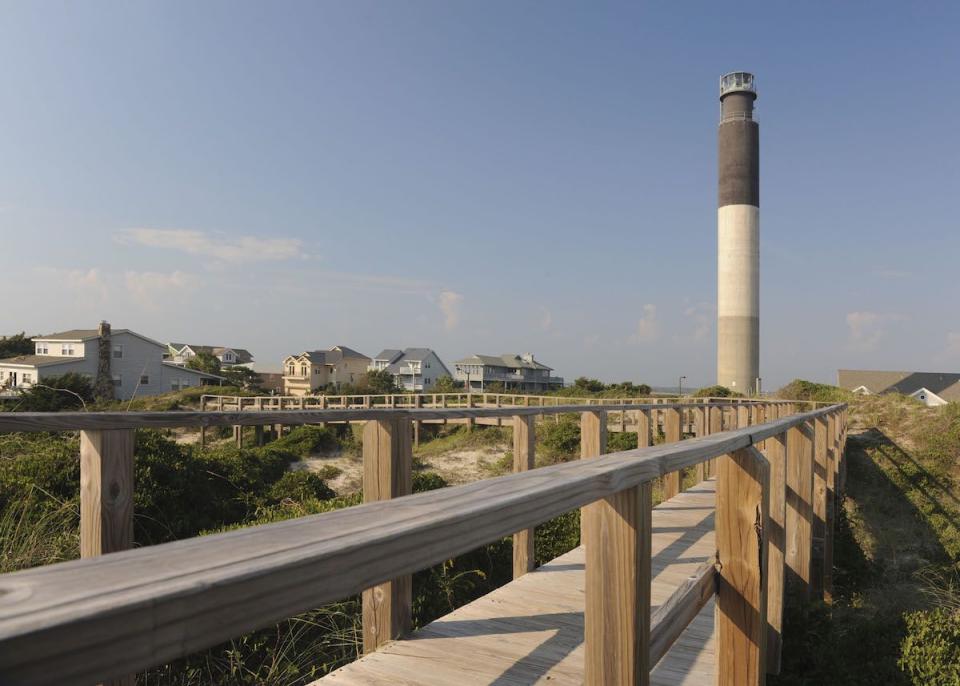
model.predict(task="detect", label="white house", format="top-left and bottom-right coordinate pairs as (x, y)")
top-left (0, 322), bottom-right (222, 400)
top-left (167, 343), bottom-right (254, 369)
top-left (370, 348), bottom-right (451, 392)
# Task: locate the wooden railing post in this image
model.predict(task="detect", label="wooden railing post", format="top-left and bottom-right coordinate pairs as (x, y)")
top-left (824, 412), bottom-right (837, 602)
top-left (763, 431), bottom-right (788, 675)
top-left (662, 407), bottom-right (682, 500)
top-left (694, 407), bottom-right (708, 482)
top-left (362, 418), bottom-right (412, 653)
top-left (811, 416), bottom-right (829, 598)
top-left (636, 408), bottom-right (651, 448)
top-left (80, 428), bottom-right (136, 686)
top-left (512, 415), bottom-right (536, 577)
top-left (582, 409), bottom-right (651, 685)
top-left (716, 446), bottom-right (769, 686)
top-left (785, 422), bottom-right (814, 601)
top-left (707, 405), bottom-right (723, 477)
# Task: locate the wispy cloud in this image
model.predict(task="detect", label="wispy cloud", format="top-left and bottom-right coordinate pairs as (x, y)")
top-left (630, 304), bottom-right (659, 343)
top-left (680, 301), bottom-right (713, 342)
top-left (872, 268), bottom-right (912, 279)
top-left (438, 290), bottom-right (463, 331)
top-left (118, 228), bottom-right (304, 263)
top-left (845, 311), bottom-right (906, 352)
top-left (124, 270), bottom-right (200, 307)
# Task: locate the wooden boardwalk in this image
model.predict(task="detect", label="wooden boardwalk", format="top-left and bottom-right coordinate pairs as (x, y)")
top-left (316, 480), bottom-right (718, 686)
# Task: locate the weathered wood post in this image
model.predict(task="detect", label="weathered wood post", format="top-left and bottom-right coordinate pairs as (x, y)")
top-left (695, 406), bottom-right (708, 482)
top-left (716, 446), bottom-right (769, 686)
top-left (636, 408), bottom-right (651, 448)
top-left (581, 409), bottom-right (652, 685)
top-left (200, 396), bottom-right (207, 447)
top-left (737, 404), bottom-right (751, 429)
top-left (763, 431), bottom-right (788, 675)
top-left (466, 392), bottom-right (476, 430)
top-left (413, 394), bottom-right (423, 447)
top-left (662, 407), bottom-right (682, 500)
top-left (811, 416), bottom-right (829, 598)
top-left (234, 425), bottom-right (243, 448)
top-left (785, 422), bottom-right (814, 600)
top-left (707, 405), bottom-right (723, 477)
top-left (362, 417), bottom-right (413, 653)
top-left (80, 428), bottom-right (136, 686)
top-left (824, 412), bottom-right (838, 602)
top-left (512, 415), bottom-right (536, 577)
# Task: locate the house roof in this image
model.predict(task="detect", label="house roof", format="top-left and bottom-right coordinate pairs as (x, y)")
top-left (291, 346), bottom-right (371, 366)
top-left (171, 344), bottom-right (254, 364)
top-left (34, 329), bottom-right (99, 341)
top-left (376, 348), bottom-right (450, 376)
top-left (838, 369), bottom-right (960, 399)
top-left (0, 355), bottom-right (85, 368)
top-left (455, 353), bottom-right (553, 371)
top-left (373, 349), bottom-right (404, 363)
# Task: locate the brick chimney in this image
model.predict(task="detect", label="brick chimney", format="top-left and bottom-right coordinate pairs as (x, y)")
top-left (94, 320), bottom-right (115, 401)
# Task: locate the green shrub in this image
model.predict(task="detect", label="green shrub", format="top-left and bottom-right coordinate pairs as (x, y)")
top-left (268, 471), bottom-right (336, 504)
top-left (899, 608), bottom-right (960, 685)
top-left (539, 416), bottom-right (580, 458)
top-left (13, 372), bottom-right (94, 412)
top-left (693, 384), bottom-right (742, 398)
top-left (268, 425), bottom-right (339, 457)
top-left (776, 379), bottom-right (852, 403)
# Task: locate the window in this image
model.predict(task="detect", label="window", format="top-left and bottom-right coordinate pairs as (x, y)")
top-left (22, 373), bottom-right (32, 384)
top-left (301, 365), bottom-right (308, 376)
top-left (112, 374), bottom-right (122, 387)
top-left (61, 344), bottom-right (75, 356)
top-left (140, 374), bottom-right (150, 385)
top-left (35, 343), bottom-right (49, 355)
top-left (286, 365), bottom-right (295, 375)
top-left (171, 381), bottom-right (180, 391)
top-left (113, 345), bottom-right (123, 359)
top-left (224, 352), bottom-right (234, 363)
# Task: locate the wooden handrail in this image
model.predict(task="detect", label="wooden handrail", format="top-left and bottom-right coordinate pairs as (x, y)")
top-left (0, 400), bottom-right (799, 433)
top-left (0, 404), bottom-right (845, 685)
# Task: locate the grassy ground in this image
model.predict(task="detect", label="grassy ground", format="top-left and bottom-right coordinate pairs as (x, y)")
top-left (773, 394), bottom-right (960, 685)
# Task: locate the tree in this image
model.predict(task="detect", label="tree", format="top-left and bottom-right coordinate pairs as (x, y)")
top-left (0, 332), bottom-right (34, 358)
top-left (573, 377), bottom-right (605, 393)
top-left (222, 366), bottom-right (262, 391)
top-left (361, 369), bottom-right (399, 394)
top-left (432, 375), bottom-right (460, 393)
top-left (15, 372), bottom-right (94, 412)
top-left (186, 352), bottom-right (221, 376)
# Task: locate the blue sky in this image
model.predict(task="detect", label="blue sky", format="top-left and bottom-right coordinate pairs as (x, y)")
top-left (1, 1), bottom-right (957, 388)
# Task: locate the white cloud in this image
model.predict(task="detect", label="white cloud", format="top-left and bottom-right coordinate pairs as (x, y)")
top-left (845, 311), bottom-right (906, 352)
top-left (124, 270), bottom-right (200, 307)
top-left (438, 290), bottom-right (463, 331)
top-left (119, 228), bottom-right (303, 263)
top-left (630, 304), bottom-right (659, 343)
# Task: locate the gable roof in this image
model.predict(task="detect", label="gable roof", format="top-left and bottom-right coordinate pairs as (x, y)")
top-left (0, 355), bottom-right (85, 368)
top-left (376, 348), bottom-right (450, 376)
top-left (838, 369), bottom-right (960, 398)
top-left (172, 344), bottom-right (254, 364)
top-left (290, 346), bottom-right (371, 366)
top-left (34, 329), bottom-right (99, 342)
top-left (455, 353), bottom-right (553, 371)
top-left (373, 349), bottom-right (404, 363)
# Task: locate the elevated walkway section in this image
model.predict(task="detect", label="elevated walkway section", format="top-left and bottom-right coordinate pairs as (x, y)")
top-left (316, 480), bottom-right (717, 685)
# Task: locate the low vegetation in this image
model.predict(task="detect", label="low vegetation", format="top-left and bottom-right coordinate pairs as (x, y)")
top-left (4, 381), bottom-right (959, 681)
top-left (772, 389), bottom-right (960, 685)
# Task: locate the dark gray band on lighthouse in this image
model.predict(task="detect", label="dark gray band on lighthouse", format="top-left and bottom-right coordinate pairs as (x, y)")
top-left (718, 119), bottom-right (759, 207)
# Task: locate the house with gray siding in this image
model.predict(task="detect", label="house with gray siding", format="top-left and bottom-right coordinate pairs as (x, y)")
top-left (370, 348), bottom-right (451, 392)
top-left (453, 353), bottom-right (563, 392)
top-left (0, 322), bottom-right (221, 400)
top-left (167, 343), bottom-right (255, 369)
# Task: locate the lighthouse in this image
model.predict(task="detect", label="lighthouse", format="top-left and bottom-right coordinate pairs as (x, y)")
top-left (717, 71), bottom-right (760, 395)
